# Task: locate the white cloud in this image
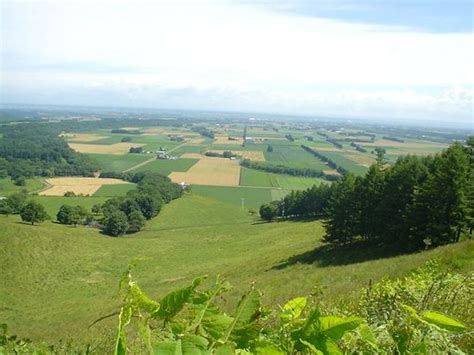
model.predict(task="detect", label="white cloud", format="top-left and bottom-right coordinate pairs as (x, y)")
top-left (1, 0), bottom-right (473, 126)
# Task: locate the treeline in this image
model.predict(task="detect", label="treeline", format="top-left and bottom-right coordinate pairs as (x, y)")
top-left (0, 123), bottom-right (99, 179)
top-left (350, 141), bottom-right (368, 153)
top-left (382, 136), bottom-right (405, 143)
top-left (261, 140), bottom-right (473, 251)
top-left (111, 129), bottom-right (142, 135)
top-left (301, 145), bottom-right (347, 174)
top-left (191, 126), bottom-right (215, 139)
top-left (240, 159), bottom-right (340, 181)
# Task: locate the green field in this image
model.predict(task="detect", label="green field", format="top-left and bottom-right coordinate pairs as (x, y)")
top-left (94, 183), bottom-right (136, 197)
top-left (264, 143), bottom-right (329, 170)
top-left (317, 150), bottom-right (369, 176)
top-left (134, 158), bottom-right (198, 175)
top-left (86, 153), bottom-right (151, 172)
top-left (1, 193), bottom-right (472, 346)
top-left (32, 196), bottom-right (109, 216)
top-left (0, 178), bottom-right (46, 196)
top-left (239, 167), bottom-right (324, 189)
top-left (192, 185), bottom-right (274, 209)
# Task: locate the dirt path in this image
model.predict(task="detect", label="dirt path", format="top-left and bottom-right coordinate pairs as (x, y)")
top-left (122, 141), bottom-right (189, 172)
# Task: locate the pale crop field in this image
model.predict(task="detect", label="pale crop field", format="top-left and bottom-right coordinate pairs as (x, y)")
top-left (344, 153), bottom-right (376, 167)
top-left (39, 177), bottom-right (130, 196)
top-left (60, 133), bottom-right (108, 142)
top-left (213, 135), bottom-right (244, 145)
top-left (169, 155), bottom-right (240, 186)
top-left (207, 150), bottom-right (266, 161)
top-left (68, 142), bottom-right (145, 155)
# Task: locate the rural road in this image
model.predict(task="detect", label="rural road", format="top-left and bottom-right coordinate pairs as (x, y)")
top-left (122, 141), bottom-right (189, 172)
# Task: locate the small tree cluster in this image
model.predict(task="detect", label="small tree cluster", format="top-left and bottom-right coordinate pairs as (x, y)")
top-left (56, 205), bottom-right (91, 227)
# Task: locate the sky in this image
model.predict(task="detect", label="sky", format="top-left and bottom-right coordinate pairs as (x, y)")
top-left (1, 0), bottom-right (473, 128)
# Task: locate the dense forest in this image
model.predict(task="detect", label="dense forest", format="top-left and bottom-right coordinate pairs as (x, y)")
top-left (260, 139), bottom-right (473, 251)
top-left (0, 123), bottom-right (99, 178)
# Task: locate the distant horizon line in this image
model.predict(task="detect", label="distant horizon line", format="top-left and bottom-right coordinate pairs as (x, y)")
top-left (1, 101), bottom-right (472, 133)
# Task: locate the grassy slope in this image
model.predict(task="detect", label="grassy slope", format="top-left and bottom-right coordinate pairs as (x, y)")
top-left (1, 193), bottom-right (472, 345)
top-left (0, 178), bottom-right (46, 196)
top-left (192, 185), bottom-right (273, 209)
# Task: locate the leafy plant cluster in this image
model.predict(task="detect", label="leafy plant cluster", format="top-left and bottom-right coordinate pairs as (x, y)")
top-left (102, 261), bottom-right (472, 354)
top-left (262, 141), bottom-right (473, 251)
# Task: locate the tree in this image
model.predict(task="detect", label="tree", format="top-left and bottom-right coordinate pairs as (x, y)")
top-left (259, 201), bottom-right (280, 221)
top-left (91, 204), bottom-right (102, 215)
top-left (64, 191), bottom-right (76, 197)
top-left (267, 145), bottom-right (273, 152)
top-left (5, 192), bottom-right (28, 213)
top-left (127, 209), bottom-right (145, 232)
top-left (57, 205), bottom-right (90, 226)
top-left (104, 211), bottom-right (129, 236)
top-left (20, 201), bottom-right (49, 225)
top-left (13, 176), bottom-right (26, 186)
top-left (57, 205), bottom-right (75, 224)
top-left (0, 200), bottom-right (13, 217)
top-left (409, 144), bottom-right (470, 247)
top-left (323, 174), bottom-right (358, 245)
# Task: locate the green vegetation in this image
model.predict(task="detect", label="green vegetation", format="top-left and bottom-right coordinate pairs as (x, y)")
top-left (33, 195), bottom-right (108, 216)
top-left (94, 183), bottom-right (136, 197)
top-left (134, 158), bottom-right (198, 175)
top-left (0, 123), bottom-right (99, 178)
top-left (263, 142), bottom-right (473, 252)
top-left (0, 194), bottom-right (472, 349)
top-left (85, 153), bottom-right (150, 173)
top-left (192, 185), bottom-right (273, 209)
top-left (102, 260), bottom-right (472, 354)
top-left (20, 201), bottom-right (49, 225)
top-left (264, 143), bottom-right (328, 171)
top-left (240, 167), bottom-right (323, 190)
top-left (0, 177), bottom-right (46, 196)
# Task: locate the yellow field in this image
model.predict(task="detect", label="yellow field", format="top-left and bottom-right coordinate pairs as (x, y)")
top-left (39, 177), bottom-right (129, 196)
top-left (142, 127), bottom-right (199, 136)
top-left (60, 133), bottom-right (108, 142)
top-left (323, 169), bottom-right (341, 176)
top-left (69, 143), bottom-right (145, 155)
top-left (169, 156), bottom-right (240, 186)
top-left (206, 150), bottom-right (265, 161)
top-left (213, 136), bottom-right (244, 145)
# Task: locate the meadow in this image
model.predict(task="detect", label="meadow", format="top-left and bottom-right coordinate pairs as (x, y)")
top-left (86, 153), bottom-right (151, 172)
top-left (1, 193), bottom-right (472, 346)
top-left (0, 178), bottom-right (46, 196)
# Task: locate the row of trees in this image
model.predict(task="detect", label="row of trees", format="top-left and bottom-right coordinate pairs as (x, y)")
top-left (240, 159), bottom-right (340, 181)
top-left (260, 140), bottom-right (473, 250)
top-left (301, 145), bottom-right (348, 174)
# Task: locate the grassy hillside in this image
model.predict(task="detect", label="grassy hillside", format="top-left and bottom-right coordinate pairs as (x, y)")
top-left (1, 193), bottom-right (472, 346)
